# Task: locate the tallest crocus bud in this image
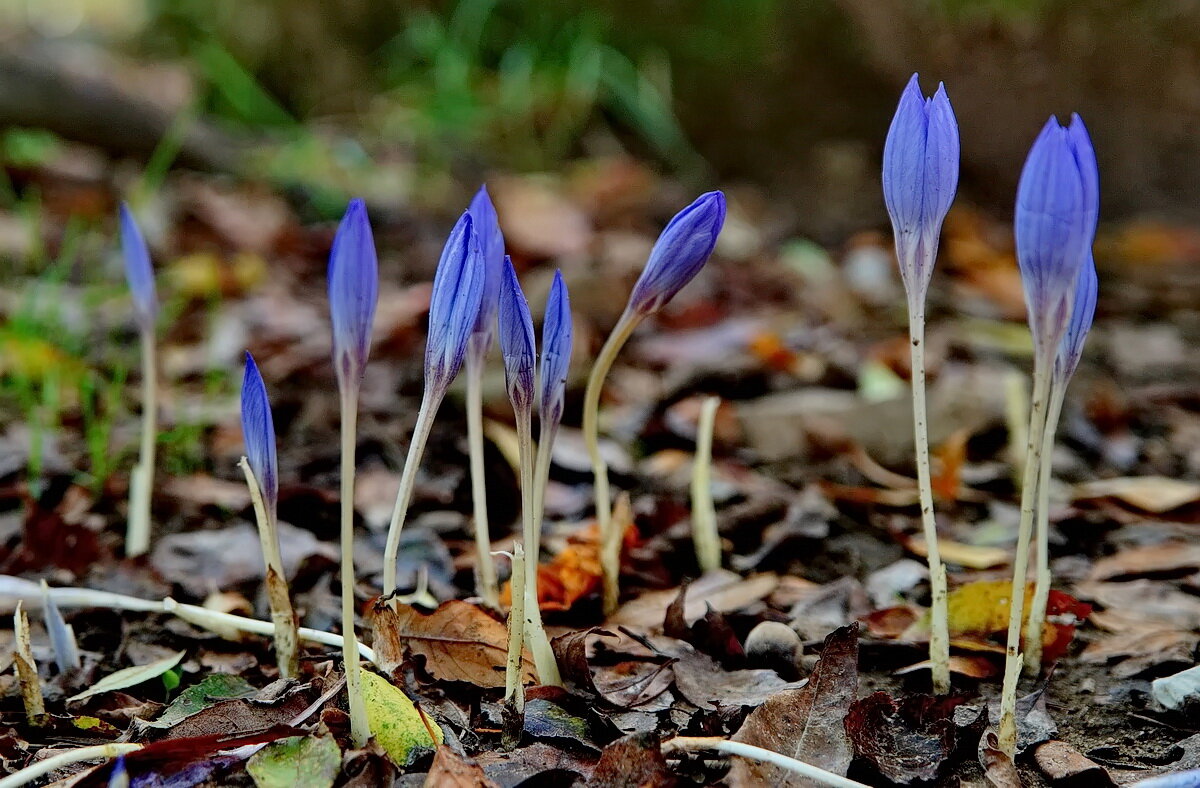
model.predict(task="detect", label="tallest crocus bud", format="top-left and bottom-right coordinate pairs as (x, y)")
top-left (626, 191), bottom-right (726, 317)
top-left (882, 73), bottom-right (960, 296)
top-left (467, 185), bottom-right (506, 347)
top-left (1015, 114), bottom-right (1099, 358)
top-left (425, 212), bottom-right (487, 392)
top-left (328, 199), bottom-right (379, 384)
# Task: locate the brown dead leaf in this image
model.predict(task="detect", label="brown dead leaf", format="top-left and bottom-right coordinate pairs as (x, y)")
top-left (729, 624), bottom-right (858, 787)
top-left (1080, 624), bottom-right (1197, 677)
top-left (423, 745), bottom-right (499, 787)
top-left (1033, 740), bottom-right (1114, 786)
top-left (609, 570), bottom-right (779, 629)
top-left (1074, 579), bottom-right (1200, 629)
top-left (894, 656), bottom-right (999, 680)
top-left (979, 730), bottom-right (1021, 788)
top-left (846, 692), bottom-right (968, 784)
top-left (932, 428), bottom-right (971, 501)
top-left (370, 600), bottom-right (536, 688)
top-left (1073, 476), bottom-right (1200, 513)
top-left (672, 645), bottom-right (803, 711)
top-left (1089, 542), bottom-right (1200, 580)
top-left (587, 732), bottom-right (676, 788)
top-left (905, 536), bottom-right (1009, 569)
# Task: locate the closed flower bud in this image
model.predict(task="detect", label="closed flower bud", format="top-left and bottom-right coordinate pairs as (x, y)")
top-left (540, 270), bottom-right (572, 429)
top-left (498, 257), bottom-right (536, 413)
top-left (627, 191), bottom-right (726, 316)
top-left (240, 352), bottom-right (278, 516)
top-left (467, 185), bottom-right (506, 344)
top-left (426, 212), bottom-right (486, 390)
top-left (1055, 255), bottom-right (1098, 383)
top-left (328, 199), bottom-right (379, 383)
top-left (1016, 114), bottom-right (1099, 356)
top-left (882, 73), bottom-right (960, 294)
top-left (118, 203), bottom-right (159, 333)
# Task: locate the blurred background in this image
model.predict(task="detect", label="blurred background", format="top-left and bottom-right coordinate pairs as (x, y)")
top-left (2, 0), bottom-right (1198, 234)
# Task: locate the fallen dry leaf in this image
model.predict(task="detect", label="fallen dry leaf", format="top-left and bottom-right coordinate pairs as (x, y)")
top-left (979, 730), bottom-right (1021, 788)
top-left (371, 600), bottom-right (537, 688)
top-left (608, 570), bottom-right (779, 629)
top-left (1073, 476), bottom-right (1200, 513)
top-left (846, 692), bottom-right (970, 784)
top-left (587, 732), bottom-right (676, 788)
top-left (1089, 542), bottom-right (1200, 580)
top-left (728, 624), bottom-right (858, 787)
top-left (905, 536), bottom-right (1009, 569)
top-left (672, 645), bottom-right (803, 711)
top-left (423, 746), bottom-right (499, 788)
top-left (1033, 740), bottom-right (1114, 786)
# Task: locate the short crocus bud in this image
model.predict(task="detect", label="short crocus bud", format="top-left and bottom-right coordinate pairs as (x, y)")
top-left (468, 185), bottom-right (506, 344)
top-left (240, 352), bottom-right (278, 516)
top-left (119, 203), bottom-right (159, 333)
top-left (498, 257), bottom-right (536, 413)
top-left (328, 199), bottom-right (379, 383)
top-left (1055, 255), bottom-right (1098, 383)
top-left (882, 73), bottom-right (960, 294)
top-left (1015, 114), bottom-right (1099, 356)
top-left (426, 212), bottom-right (486, 391)
top-left (540, 270), bottom-right (572, 429)
top-left (626, 191), bottom-right (726, 316)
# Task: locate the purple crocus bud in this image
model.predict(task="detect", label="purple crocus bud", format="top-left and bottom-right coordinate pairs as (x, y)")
top-left (467, 185), bottom-right (506, 344)
top-left (426, 212), bottom-right (486, 390)
top-left (1055, 255), bottom-right (1098, 383)
top-left (118, 203), bottom-right (159, 332)
top-left (328, 199), bottom-right (379, 383)
top-left (540, 270), bottom-right (572, 429)
top-left (1015, 114), bottom-right (1099, 356)
top-left (882, 73), bottom-right (960, 295)
top-left (241, 351), bottom-right (278, 516)
top-left (497, 257), bottom-right (536, 413)
top-left (626, 191), bottom-right (726, 317)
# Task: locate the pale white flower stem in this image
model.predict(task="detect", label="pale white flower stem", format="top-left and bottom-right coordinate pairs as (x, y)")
top-left (582, 310), bottom-right (642, 614)
top-left (514, 405), bottom-right (561, 686)
top-left (338, 388), bottom-right (370, 747)
top-left (504, 544), bottom-right (526, 709)
top-left (1024, 378), bottom-right (1066, 672)
top-left (907, 303), bottom-right (950, 695)
top-left (466, 348), bottom-right (500, 608)
top-left (999, 362), bottom-right (1051, 756)
top-left (691, 396), bottom-right (722, 573)
top-left (126, 330), bottom-right (157, 558)
top-left (383, 385), bottom-right (441, 596)
top-left (237, 458), bottom-right (298, 679)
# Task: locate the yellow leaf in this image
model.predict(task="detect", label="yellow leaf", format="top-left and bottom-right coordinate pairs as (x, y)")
top-left (360, 671), bottom-right (442, 765)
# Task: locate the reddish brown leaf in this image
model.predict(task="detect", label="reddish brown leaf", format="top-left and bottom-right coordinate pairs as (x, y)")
top-left (845, 692), bottom-right (967, 784)
top-left (1033, 740), bottom-right (1114, 786)
top-left (424, 745), bottom-right (499, 787)
top-left (587, 732), bottom-right (676, 788)
top-left (728, 623), bottom-right (859, 786)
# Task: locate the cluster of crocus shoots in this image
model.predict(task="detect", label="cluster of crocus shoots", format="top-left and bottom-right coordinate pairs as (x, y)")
top-left (883, 75), bottom-right (1099, 756)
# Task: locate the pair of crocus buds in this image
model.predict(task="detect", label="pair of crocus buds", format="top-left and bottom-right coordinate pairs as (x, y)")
top-left (583, 189), bottom-right (726, 613)
top-left (999, 114), bottom-right (1099, 755)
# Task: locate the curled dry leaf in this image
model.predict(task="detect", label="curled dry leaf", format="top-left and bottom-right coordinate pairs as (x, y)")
top-left (371, 600), bottom-right (537, 688)
top-left (1033, 740), bottom-right (1114, 786)
top-left (845, 692), bottom-right (972, 784)
top-left (728, 623), bottom-right (858, 787)
top-left (423, 745), bottom-right (499, 788)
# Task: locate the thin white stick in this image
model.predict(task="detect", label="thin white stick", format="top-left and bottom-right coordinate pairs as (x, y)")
top-left (383, 385), bottom-right (441, 596)
top-left (907, 304), bottom-right (950, 695)
top-left (338, 391), bottom-right (370, 746)
top-left (1024, 380), bottom-right (1066, 671)
top-left (662, 737), bottom-right (869, 788)
top-left (126, 330), bottom-right (157, 557)
top-left (0, 576), bottom-right (375, 661)
top-left (0, 743), bottom-right (143, 788)
top-left (691, 396), bottom-right (721, 573)
top-left (515, 407), bottom-right (561, 686)
top-left (999, 363), bottom-right (1051, 756)
top-left (466, 349), bottom-right (500, 607)
top-left (581, 311), bottom-right (641, 614)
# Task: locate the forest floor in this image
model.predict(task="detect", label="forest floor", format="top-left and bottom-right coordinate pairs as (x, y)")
top-left (2, 144), bottom-right (1200, 786)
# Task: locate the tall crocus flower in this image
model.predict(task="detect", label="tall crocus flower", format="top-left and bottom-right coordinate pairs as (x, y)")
top-left (119, 204), bottom-right (160, 559)
top-left (464, 186), bottom-right (506, 607)
top-left (583, 191), bottom-right (726, 613)
top-left (328, 198), bottom-right (378, 746)
top-left (498, 258), bottom-right (561, 686)
top-left (383, 213), bottom-right (485, 596)
top-left (1024, 257), bottom-right (1098, 671)
top-left (881, 73), bottom-right (960, 695)
top-left (1000, 115), bottom-right (1098, 757)
top-left (238, 352), bottom-right (298, 678)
